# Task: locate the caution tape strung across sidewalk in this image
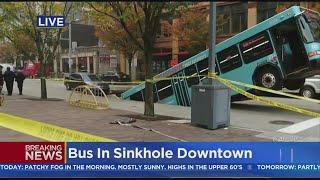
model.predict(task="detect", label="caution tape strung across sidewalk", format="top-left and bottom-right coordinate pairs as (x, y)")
top-left (0, 112), bottom-right (115, 142)
top-left (147, 75), bottom-right (320, 104)
top-left (52, 78), bottom-right (142, 85)
top-left (51, 73), bottom-right (320, 118)
top-left (207, 72), bottom-right (320, 118)
top-left (147, 73), bottom-right (320, 118)
top-left (45, 76), bottom-right (320, 104)
top-left (227, 78), bottom-right (320, 104)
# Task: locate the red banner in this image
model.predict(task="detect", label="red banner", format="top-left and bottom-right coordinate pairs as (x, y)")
top-left (0, 142), bottom-right (65, 163)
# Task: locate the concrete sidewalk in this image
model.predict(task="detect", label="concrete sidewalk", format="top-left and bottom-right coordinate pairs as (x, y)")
top-left (0, 95), bottom-right (268, 142)
top-left (108, 95), bottom-right (320, 142)
top-left (109, 95), bottom-right (191, 119)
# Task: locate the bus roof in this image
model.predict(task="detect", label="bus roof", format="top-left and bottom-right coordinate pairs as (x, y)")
top-left (216, 6), bottom-right (303, 52)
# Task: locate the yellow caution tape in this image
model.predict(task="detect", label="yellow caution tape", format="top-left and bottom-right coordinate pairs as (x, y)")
top-left (205, 72), bottom-right (320, 104)
top-left (226, 79), bottom-right (320, 104)
top-left (0, 112), bottom-right (116, 142)
top-left (61, 79), bottom-right (141, 85)
top-left (133, 72), bottom-right (320, 117)
top-left (144, 73), bottom-right (320, 105)
top-left (48, 78), bottom-right (64, 81)
top-left (54, 72), bottom-right (320, 118)
top-left (207, 73), bottom-right (320, 118)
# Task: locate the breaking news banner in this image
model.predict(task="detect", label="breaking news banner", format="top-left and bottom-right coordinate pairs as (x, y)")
top-left (0, 142), bottom-right (319, 178)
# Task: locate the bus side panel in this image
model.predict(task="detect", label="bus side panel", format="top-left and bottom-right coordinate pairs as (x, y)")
top-left (220, 52), bottom-right (281, 96)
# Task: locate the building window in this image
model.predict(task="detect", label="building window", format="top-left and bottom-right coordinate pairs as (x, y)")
top-left (157, 21), bottom-right (172, 38)
top-left (257, 2), bottom-right (300, 23)
top-left (217, 45), bottom-right (242, 73)
top-left (218, 5), bottom-right (231, 35)
top-left (109, 55), bottom-right (118, 68)
top-left (239, 31), bottom-right (274, 64)
top-left (217, 3), bottom-right (248, 35)
top-left (231, 3), bottom-right (248, 34)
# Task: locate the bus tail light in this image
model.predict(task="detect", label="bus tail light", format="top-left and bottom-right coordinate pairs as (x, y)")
top-left (308, 51), bottom-right (320, 57)
top-left (271, 56), bottom-right (278, 63)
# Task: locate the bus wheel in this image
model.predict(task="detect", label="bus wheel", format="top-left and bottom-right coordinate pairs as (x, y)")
top-left (256, 68), bottom-right (282, 90)
top-left (284, 79), bottom-right (305, 90)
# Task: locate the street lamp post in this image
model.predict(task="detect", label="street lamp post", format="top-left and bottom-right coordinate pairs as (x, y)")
top-left (68, 22), bottom-right (72, 73)
top-left (190, 2), bottom-right (230, 130)
top-left (208, 2), bottom-right (216, 76)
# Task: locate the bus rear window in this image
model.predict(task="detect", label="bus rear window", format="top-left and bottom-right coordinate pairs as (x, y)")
top-left (240, 31), bottom-right (274, 64)
top-left (304, 11), bottom-right (320, 42)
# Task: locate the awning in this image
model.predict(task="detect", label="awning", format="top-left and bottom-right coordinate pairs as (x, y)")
top-left (152, 51), bottom-right (189, 56)
top-left (152, 52), bottom-right (171, 56)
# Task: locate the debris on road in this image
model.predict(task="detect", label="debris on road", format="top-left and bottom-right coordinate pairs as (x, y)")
top-left (110, 118), bottom-right (187, 142)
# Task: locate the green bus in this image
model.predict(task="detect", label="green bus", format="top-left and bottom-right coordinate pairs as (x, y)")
top-left (122, 6), bottom-right (320, 106)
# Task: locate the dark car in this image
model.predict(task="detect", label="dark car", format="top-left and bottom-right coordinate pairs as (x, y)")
top-left (118, 72), bottom-right (130, 82)
top-left (100, 71), bottom-right (119, 82)
top-left (64, 73), bottom-right (110, 94)
top-left (100, 71), bottom-right (130, 82)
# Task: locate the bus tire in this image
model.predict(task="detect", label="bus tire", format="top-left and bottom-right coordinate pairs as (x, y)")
top-left (284, 79), bottom-right (305, 90)
top-left (256, 67), bottom-right (282, 90)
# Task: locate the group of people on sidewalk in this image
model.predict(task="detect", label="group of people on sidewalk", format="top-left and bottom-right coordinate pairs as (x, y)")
top-left (0, 66), bottom-right (25, 96)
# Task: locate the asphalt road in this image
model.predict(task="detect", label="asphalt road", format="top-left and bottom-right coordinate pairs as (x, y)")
top-left (5, 79), bottom-right (320, 141)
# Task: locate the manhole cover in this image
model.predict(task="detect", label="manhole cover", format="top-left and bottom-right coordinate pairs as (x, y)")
top-left (269, 120), bottom-right (294, 125)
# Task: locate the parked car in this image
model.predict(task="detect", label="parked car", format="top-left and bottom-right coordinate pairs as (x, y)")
top-left (118, 72), bottom-right (130, 82)
top-left (283, 75), bottom-right (320, 99)
top-left (100, 71), bottom-right (130, 82)
top-left (299, 76), bottom-right (320, 98)
top-left (64, 73), bottom-right (110, 94)
top-left (21, 61), bottom-right (51, 77)
top-left (100, 71), bottom-right (120, 82)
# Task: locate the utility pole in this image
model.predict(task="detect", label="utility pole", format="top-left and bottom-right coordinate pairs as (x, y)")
top-left (68, 22), bottom-right (72, 73)
top-left (191, 2), bottom-right (230, 130)
top-left (208, 1), bottom-right (216, 76)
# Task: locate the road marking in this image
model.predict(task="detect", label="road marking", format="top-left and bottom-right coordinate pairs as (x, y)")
top-left (0, 112), bottom-right (115, 142)
top-left (277, 118), bottom-right (320, 134)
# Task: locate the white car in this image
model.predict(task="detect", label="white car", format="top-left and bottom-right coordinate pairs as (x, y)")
top-left (283, 75), bottom-right (320, 99)
top-left (299, 76), bottom-right (320, 98)
top-left (0, 63), bottom-right (14, 74)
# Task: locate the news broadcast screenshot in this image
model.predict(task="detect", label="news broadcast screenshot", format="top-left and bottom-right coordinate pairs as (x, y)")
top-left (0, 1), bottom-right (319, 179)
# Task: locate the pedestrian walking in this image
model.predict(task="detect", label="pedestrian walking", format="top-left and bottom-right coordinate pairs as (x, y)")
top-left (0, 66), bottom-right (4, 94)
top-left (15, 68), bottom-right (25, 95)
top-left (4, 67), bottom-right (15, 96)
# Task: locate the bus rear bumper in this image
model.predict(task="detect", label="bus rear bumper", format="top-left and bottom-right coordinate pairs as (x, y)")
top-left (305, 59), bottom-right (320, 77)
top-left (310, 59), bottom-right (320, 71)
top-left (286, 59), bottom-right (320, 79)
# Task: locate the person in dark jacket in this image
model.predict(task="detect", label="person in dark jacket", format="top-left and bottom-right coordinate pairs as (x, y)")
top-left (15, 68), bottom-right (25, 95)
top-left (0, 66), bottom-right (3, 94)
top-left (4, 67), bottom-right (15, 96)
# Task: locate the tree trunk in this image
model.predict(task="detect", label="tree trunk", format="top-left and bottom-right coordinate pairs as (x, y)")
top-left (40, 77), bottom-right (47, 99)
top-left (128, 55), bottom-right (132, 81)
top-left (144, 44), bottom-right (154, 117)
top-left (39, 52), bottom-right (47, 100)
